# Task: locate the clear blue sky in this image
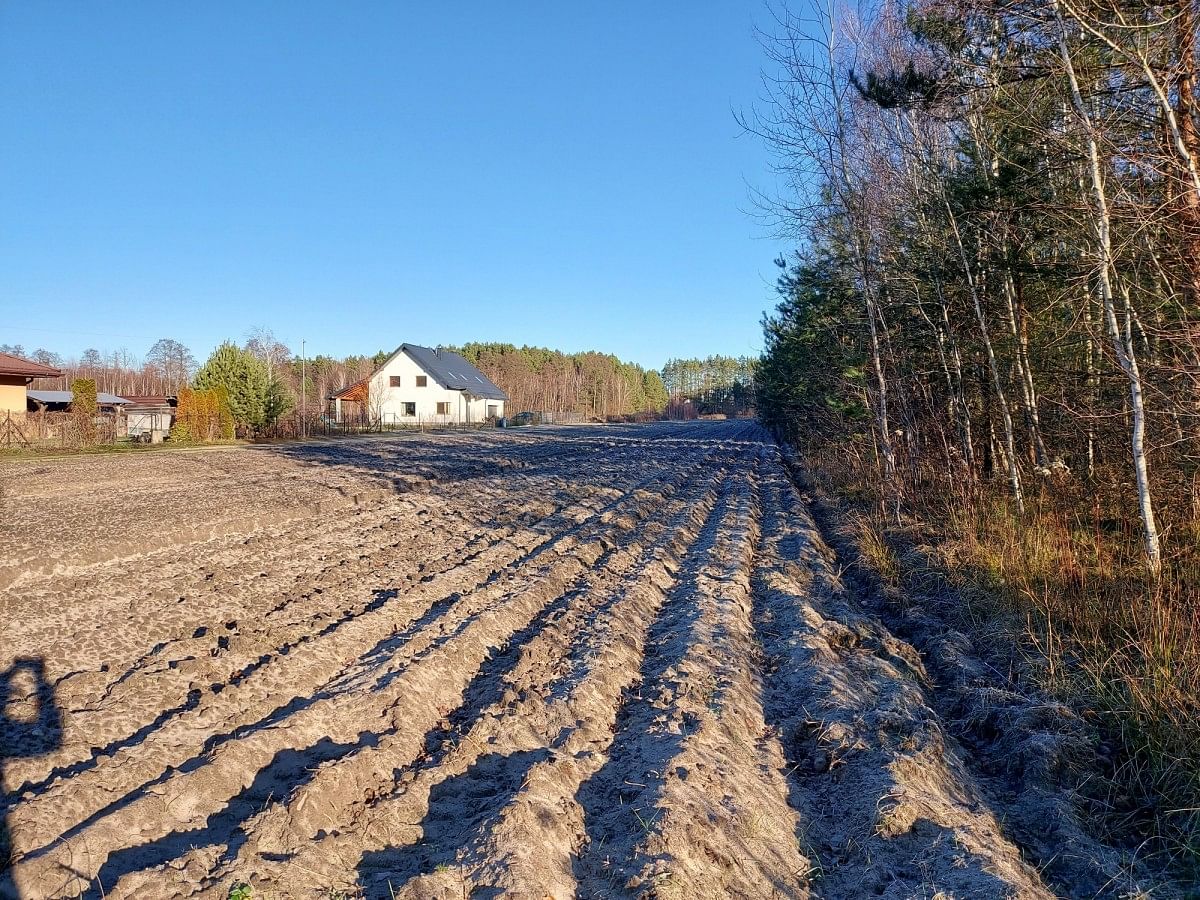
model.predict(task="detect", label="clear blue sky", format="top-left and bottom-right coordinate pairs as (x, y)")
top-left (1, 2), bottom-right (785, 370)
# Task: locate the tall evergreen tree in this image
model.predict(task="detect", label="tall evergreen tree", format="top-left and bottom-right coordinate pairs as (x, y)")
top-left (194, 341), bottom-right (270, 428)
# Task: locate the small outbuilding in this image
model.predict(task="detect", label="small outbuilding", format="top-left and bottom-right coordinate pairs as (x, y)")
top-left (0, 352), bottom-right (62, 421)
top-left (122, 395), bottom-right (176, 439)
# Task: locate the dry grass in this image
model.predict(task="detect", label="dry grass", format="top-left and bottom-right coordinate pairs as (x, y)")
top-left (807, 452), bottom-right (1200, 875)
top-left (854, 516), bottom-right (902, 587)
top-left (952, 496), bottom-right (1200, 862)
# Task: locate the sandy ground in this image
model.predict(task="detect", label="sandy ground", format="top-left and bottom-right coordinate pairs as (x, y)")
top-left (0, 423), bottom-right (1115, 898)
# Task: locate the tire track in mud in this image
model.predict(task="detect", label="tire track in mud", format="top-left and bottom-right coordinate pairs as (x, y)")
top-left (186, 463), bottom-right (735, 899)
top-left (5, 440), bottom-right (716, 800)
top-left (5, 508), bottom-right (523, 800)
top-left (570, 453), bottom-right (809, 900)
top-left (69, 456), bottom-right (730, 900)
top-left (749, 454), bottom-right (1053, 900)
top-left (5, 439), bottom-right (733, 900)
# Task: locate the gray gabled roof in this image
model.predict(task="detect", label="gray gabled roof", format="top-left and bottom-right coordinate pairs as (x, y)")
top-left (397, 344), bottom-right (509, 401)
top-left (28, 390), bottom-right (130, 405)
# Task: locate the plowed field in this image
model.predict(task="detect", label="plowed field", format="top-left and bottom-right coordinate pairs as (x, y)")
top-left (0, 423), bottom-right (1080, 898)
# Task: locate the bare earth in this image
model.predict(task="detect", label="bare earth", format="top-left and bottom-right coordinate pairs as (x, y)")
top-left (0, 423), bottom-right (1098, 898)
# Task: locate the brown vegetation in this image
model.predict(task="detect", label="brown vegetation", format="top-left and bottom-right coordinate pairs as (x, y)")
top-left (170, 386), bottom-right (235, 443)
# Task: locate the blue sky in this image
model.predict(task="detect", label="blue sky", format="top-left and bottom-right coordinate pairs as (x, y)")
top-left (1, 3), bottom-right (785, 370)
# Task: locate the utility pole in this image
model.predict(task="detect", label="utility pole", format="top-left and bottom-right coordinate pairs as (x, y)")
top-left (301, 339), bottom-right (306, 439)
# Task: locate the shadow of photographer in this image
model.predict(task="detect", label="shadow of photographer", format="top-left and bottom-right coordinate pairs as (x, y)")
top-left (0, 658), bottom-right (62, 900)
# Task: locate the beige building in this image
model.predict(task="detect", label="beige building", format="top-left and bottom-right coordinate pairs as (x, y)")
top-left (0, 352), bottom-right (62, 421)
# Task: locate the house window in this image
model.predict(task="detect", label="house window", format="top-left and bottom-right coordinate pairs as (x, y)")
top-left (416, 375), bottom-right (428, 387)
top-left (436, 402), bottom-right (450, 415)
top-left (402, 402), bottom-right (416, 417)
top-left (389, 376), bottom-right (401, 387)
top-left (487, 404), bottom-right (498, 418)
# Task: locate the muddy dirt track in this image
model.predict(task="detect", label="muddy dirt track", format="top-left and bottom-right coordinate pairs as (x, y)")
top-left (0, 423), bottom-right (1117, 898)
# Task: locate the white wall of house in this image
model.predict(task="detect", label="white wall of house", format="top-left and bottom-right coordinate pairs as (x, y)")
top-left (356, 350), bottom-right (504, 424)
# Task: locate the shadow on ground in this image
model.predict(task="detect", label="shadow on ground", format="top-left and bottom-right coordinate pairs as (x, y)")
top-left (0, 658), bottom-right (62, 900)
top-left (357, 749), bottom-right (550, 899)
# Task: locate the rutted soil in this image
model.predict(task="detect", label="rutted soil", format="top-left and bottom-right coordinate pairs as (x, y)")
top-left (0, 423), bottom-right (1139, 898)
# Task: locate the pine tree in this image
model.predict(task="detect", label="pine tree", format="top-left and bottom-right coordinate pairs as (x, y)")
top-left (194, 342), bottom-right (270, 429)
top-left (642, 371), bottom-right (669, 413)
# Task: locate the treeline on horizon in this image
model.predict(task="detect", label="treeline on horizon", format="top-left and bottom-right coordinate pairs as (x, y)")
top-left (3, 337), bottom-right (756, 421)
top-left (747, 0), bottom-right (1200, 862)
top-left (450, 342), bottom-right (667, 419)
top-left (660, 356), bottom-right (757, 417)
top-left (454, 343), bottom-right (757, 419)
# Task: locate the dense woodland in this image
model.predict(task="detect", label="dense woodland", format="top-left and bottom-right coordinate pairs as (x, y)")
top-left (454, 346), bottom-right (760, 420)
top-left (451, 343), bottom-right (669, 419)
top-left (750, 0), bottom-right (1200, 863)
top-left (661, 356), bottom-right (757, 416)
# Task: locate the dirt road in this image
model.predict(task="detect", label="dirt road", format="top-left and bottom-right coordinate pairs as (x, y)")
top-left (0, 423), bottom-right (1071, 898)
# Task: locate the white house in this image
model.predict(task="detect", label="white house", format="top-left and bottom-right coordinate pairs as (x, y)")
top-left (329, 344), bottom-right (508, 425)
